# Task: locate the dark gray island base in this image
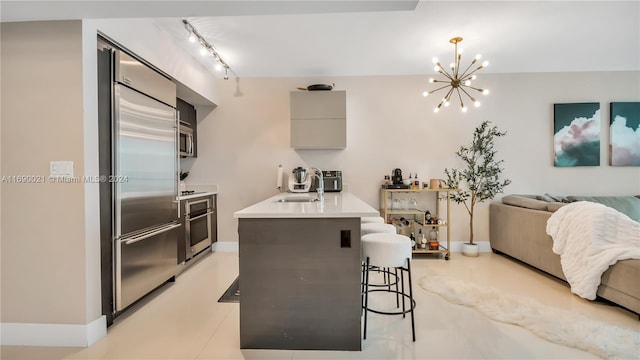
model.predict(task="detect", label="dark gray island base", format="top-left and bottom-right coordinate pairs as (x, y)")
top-left (238, 217), bottom-right (362, 350)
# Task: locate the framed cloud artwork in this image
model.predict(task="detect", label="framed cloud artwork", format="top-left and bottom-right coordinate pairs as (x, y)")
top-left (553, 103), bottom-right (601, 167)
top-left (610, 102), bottom-right (640, 166)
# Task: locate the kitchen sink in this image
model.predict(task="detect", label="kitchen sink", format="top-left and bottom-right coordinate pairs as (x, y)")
top-left (274, 195), bottom-right (320, 203)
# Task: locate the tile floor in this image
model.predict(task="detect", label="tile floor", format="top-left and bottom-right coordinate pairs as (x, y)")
top-left (2, 251), bottom-right (639, 360)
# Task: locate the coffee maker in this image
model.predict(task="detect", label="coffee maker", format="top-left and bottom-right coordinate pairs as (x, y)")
top-left (387, 168), bottom-right (410, 189)
top-left (392, 168), bottom-right (403, 185)
top-left (288, 166), bottom-right (312, 192)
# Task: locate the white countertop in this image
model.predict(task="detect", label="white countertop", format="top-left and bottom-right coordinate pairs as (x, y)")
top-left (234, 192), bottom-right (379, 219)
top-left (177, 184), bottom-right (218, 200)
top-left (178, 191), bottom-right (217, 201)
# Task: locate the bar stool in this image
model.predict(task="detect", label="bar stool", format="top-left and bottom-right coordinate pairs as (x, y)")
top-left (359, 225), bottom-right (402, 315)
top-left (361, 216), bottom-right (385, 224)
top-left (361, 233), bottom-right (416, 341)
top-left (360, 222), bottom-right (398, 301)
top-left (361, 223), bottom-right (396, 236)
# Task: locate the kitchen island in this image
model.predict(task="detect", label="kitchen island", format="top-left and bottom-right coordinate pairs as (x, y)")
top-left (234, 192), bottom-right (378, 351)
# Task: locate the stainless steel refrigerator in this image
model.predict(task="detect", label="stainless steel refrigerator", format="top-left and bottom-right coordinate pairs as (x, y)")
top-left (98, 42), bottom-right (179, 323)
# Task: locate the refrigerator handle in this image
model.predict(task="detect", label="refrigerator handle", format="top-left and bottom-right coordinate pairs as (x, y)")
top-left (175, 109), bottom-right (180, 219)
top-left (122, 223), bottom-right (182, 245)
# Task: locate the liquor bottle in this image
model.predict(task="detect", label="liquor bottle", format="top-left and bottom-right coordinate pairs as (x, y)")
top-left (429, 227), bottom-right (439, 250)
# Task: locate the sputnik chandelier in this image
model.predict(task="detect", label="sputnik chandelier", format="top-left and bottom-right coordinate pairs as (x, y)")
top-left (183, 19), bottom-right (231, 80)
top-left (423, 37), bottom-right (489, 113)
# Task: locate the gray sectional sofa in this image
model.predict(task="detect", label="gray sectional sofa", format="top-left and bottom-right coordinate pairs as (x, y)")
top-left (489, 194), bottom-right (640, 316)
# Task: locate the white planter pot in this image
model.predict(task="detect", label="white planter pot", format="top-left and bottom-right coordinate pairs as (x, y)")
top-left (461, 243), bottom-right (479, 257)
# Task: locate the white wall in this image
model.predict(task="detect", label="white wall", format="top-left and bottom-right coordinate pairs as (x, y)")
top-left (0, 17), bottom-right (221, 347)
top-left (0, 20), bottom-right (105, 346)
top-left (185, 72), bottom-right (640, 248)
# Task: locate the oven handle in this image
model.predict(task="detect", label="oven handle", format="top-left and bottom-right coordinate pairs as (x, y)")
top-left (122, 223), bottom-right (182, 245)
top-left (187, 211), bottom-right (214, 222)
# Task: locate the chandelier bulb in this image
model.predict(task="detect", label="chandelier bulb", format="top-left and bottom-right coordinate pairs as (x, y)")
top-left (429, 78), bottom-right (435, 83)
top-left (475, 54), bottom-right (482, 60)
top-left (483, 89), bottom-right (490, 95)
top-left (200, 46), bottom-right (208, 56)
top-left (462, 106), bottom-right (468, 113)
top-left (482, 61), bottom-right (490, 67)
top-left (433, 66), bottom-right (440, 72)
top-left (188, 32), bottom-right (196, 43)
top-left (471, 75), bottom-right (477, 80)
top-left (449, 63), bottom-right (455, 70)
top-left (215, 63), bottom-right (223, 71)
top-left (444, 101), bottom-right (450, 107)
top-left (458, 47), bottom-right (464, 54)
top-left (434, 107), bottom-right (440, 113)
top-left (432, 57), bottom-right (439, 64)
top-left (464, 80), bottom-right (471, 86)
top-left (474, 101), bottom-right (481, 107)
top-left (422, 91), bottom-right (429, 97)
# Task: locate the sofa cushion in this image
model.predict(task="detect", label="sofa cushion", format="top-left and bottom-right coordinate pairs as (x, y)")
top-left (547, 202), bottom-right (567, 212)
top-left (502, 195), bottom-right (549, 211)
top-left (566, 196), bottom-right (640, 222)
top-left (536, 194), bottom-right (555, 202)
top-left (544, 193), bottom-right (570, 203)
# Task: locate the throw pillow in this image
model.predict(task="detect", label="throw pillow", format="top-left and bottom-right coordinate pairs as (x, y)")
top-left (536, 194), bottom-right (555, 202)
top-left (545, 193), bottom-right (569, 203)
top-left (566, 196), bottom-right (640, 222)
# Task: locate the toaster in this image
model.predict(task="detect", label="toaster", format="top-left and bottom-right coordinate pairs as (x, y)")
top-left (310, 170), bottom-right (342, 192)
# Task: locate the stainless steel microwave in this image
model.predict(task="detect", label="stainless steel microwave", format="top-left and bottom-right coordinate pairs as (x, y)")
top-left (179, 122), bottom-right (194, 157)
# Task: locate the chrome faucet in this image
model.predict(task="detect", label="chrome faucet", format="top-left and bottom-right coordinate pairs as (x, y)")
top-left (309, 167), bottom-right (324, 202)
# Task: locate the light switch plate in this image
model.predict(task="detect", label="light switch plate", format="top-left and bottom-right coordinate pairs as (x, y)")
top-left (50, 161), bottom-right (74, 178)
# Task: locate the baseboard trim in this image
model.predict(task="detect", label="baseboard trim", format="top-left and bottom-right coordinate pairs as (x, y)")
top-left (1, 316), bottom-right (106, 347)
top-left (212, 241), bottom-right (238, 252)
top-left (449, 240), bottom-right (492, 253)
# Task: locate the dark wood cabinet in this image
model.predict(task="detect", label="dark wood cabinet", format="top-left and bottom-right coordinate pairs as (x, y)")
top-left (177, 97), bottom-right (197, 157)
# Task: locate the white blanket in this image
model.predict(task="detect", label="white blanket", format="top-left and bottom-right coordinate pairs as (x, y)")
top-left (546, 201), bottom-right (640, 300)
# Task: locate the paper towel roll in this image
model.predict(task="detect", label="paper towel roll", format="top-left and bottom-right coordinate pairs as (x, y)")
top-left (277, 165), bottom-right (283, 191)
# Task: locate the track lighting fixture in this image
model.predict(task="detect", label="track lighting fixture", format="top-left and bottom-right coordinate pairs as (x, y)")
top-left (182, 19), bottom-right (231, 79)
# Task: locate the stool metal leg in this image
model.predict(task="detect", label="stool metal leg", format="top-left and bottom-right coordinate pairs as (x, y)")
top-left (361, 258), bottom-right (416, 342)
top-left (407, 258), bottom-right (416, 342)
top-left (361, 262), bottom-right (365, 316)
top-left (363, 257), bottom-right (370, 340)
top-left (394, 268), bottom-right (399, 308)
top-left (400, 268), bottom-right (406, 318)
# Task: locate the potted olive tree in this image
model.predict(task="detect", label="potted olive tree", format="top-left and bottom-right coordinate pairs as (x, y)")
top-left (444, 121), bottom-right (511, 257)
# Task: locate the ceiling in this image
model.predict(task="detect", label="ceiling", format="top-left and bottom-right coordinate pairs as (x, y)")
top-left (2, 1), bottom-right (639, 79)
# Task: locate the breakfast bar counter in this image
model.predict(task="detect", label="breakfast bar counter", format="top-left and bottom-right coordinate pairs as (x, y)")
top-left (234, 192), bottom-right (378, 351)
top-left (234, 192), bottom-right (378, 218)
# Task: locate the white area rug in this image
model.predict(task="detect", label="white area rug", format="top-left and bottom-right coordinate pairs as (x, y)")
top-left (419, 276), bottom-right (640, 359)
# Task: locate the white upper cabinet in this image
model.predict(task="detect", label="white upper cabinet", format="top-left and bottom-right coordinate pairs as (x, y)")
top-left (290, 91), bottom-right (346, 149)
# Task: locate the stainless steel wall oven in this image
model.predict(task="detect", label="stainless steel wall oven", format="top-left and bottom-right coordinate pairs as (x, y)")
top-left (185, 196), bottom-right (214, 259)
